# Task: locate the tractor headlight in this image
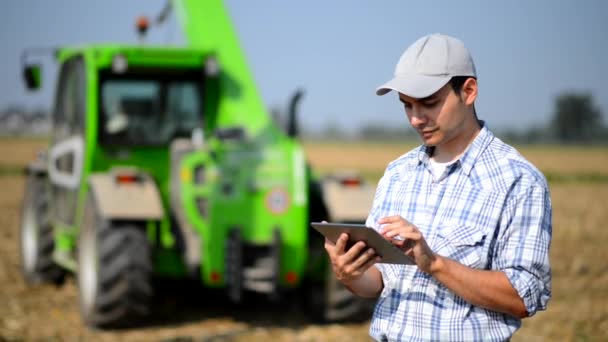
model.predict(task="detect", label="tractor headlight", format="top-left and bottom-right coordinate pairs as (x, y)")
top-left (204, 56), bottom-right (219, 77)
top-left (112, 54), bottom-right (128, 74)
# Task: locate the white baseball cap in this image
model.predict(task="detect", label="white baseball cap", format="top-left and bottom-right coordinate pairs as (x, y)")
top-left (376, 33), bottom-right (477, 98)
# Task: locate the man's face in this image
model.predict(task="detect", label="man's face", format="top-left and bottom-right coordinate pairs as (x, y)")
top-left (399, 82), bottom-right (472, 148)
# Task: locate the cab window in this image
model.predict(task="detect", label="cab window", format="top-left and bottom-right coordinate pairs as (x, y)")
top-left (99, 71), bottom-right (203, 146)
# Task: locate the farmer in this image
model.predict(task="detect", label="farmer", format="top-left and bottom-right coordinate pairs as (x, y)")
top-left (324, 33), bottom-right (552, 341)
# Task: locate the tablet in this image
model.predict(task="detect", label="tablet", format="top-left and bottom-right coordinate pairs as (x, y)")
top-left (311, 222), bottom-right (415, 265)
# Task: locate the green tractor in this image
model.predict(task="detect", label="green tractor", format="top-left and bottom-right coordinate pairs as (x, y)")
top-left (19, 0), bottom-right (375, 328)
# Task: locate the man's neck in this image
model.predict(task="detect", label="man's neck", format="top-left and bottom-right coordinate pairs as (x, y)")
top-left (431, 120), bottom-right (481, 163)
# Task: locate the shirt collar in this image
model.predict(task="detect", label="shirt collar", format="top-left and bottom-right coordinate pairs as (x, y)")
top-left (415, 121), bottom-right (495, 176)
top-left (459, 123), bottom-right (494, 175)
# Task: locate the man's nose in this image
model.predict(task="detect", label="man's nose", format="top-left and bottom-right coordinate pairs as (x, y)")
top-left (409, 108), bottom-right (427, 127)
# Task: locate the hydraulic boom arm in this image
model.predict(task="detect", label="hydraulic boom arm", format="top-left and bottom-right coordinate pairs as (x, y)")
top-left (172, 0), bottom-right (270, 135)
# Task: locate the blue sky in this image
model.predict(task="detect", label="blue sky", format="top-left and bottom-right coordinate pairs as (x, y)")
top-left (1, 0), bottom-right (607, 134)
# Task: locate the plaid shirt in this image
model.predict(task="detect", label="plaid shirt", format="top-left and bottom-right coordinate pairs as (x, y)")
top-left (366, 125), bottom-right (552, 341)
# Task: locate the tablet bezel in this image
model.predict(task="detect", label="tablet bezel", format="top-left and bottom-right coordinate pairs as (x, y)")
top-left (311, 222), bottom-right (415, 265)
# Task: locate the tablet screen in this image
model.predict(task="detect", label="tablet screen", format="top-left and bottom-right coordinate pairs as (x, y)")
top-left (311, 222), bottom-right (415, 265)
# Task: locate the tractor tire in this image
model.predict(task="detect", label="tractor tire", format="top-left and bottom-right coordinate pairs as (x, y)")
top-left (77, 194), bottom-right (153, 328)
top-left (305, 262), bottom-right (373, 323)
top-left (19, 174), bottom-right (66, 285)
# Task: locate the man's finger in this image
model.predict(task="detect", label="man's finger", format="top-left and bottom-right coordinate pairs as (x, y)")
top-left (324, 237), bottom-right (335, 251)
top-left (389, 231), bottom-right (418, 243)
top-left (358, 256), bottom-right (381, 275)
top-left (351, 247), bottom-right (376, 270)
top-left (324, 237), bottom-right (339, 260)
top-left (335, 233), bottom-right (349, 253)
top-left (382, 223), bottom-right (412, 238)
top-left (378, 215), bottom-right (402, 224)
top-left (343, 241), bottom-right (368, 261)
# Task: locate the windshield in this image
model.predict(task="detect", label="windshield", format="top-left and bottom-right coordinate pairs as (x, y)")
top-left (99, 72), bottom-right (203, 146)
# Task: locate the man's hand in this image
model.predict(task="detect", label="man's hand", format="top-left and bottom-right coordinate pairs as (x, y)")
top-left (379, 215), bottom-right (437, 274)
top-left (324, 233), bottom-right (380, 285)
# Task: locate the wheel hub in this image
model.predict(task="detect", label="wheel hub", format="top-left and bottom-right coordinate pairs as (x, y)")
top-left (21, 204), bottom-right (39, 273)
top-left (79, 225), bottom-right (98, 313)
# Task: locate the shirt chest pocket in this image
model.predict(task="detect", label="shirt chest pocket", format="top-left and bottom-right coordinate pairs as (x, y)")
top-left (434, 224), bottom-right (487, 269)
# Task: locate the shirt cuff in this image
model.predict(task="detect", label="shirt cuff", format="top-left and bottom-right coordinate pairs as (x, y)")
top-left (503, 267), bottom-right (545, 316)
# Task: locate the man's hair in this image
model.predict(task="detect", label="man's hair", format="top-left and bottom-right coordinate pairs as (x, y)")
top-left (449, 76), bottom-right (478, 117)
top-left (448, 76), bottom-right (476, 95)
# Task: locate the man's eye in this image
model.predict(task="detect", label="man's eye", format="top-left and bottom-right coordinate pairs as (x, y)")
top-left (403, 103), bottom-right (412, 109)
top-left (422, 101), bottom-right (438, 107)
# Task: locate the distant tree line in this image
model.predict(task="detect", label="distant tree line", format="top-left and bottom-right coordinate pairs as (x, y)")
top-left (0, 106), bottom-right (50, 136)
top-left (3, 91), bottom-right (607, 144)
top-left (500, 92), bottom-right (607, 144)
top-left (302, 91), bottom-right (608, 144)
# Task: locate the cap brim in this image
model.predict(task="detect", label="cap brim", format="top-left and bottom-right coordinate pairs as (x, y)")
top-left (376, 74), bottom-right (451, 98)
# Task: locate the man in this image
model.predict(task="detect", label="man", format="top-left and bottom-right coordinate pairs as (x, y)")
top-left (324, 33), bottom-right (552, 341)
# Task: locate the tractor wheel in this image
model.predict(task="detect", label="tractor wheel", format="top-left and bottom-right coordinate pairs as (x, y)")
top-left (77, 194), bottom-right (153, 328)
top-left (19, 174), bottom-right (66, 285)
top-left (305, 261), bottom-right (372, 323)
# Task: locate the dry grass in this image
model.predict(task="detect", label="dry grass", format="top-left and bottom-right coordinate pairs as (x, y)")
top-left (0, 137), bottom-right (46, 170)
top-left (1, 138), bottom-right (607, 341)
top-left (303, 141), bottom-right (416, 173)
top-left (304, 141), bottom-right (608, 181)
top-left (516, 145), bottom-right (608, 176)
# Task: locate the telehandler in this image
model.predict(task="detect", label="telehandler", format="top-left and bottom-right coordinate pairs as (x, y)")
top-left (19, 0), bottom-right (375, 327)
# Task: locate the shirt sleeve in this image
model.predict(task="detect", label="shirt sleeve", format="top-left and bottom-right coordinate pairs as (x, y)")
top-left (494, 182), bottom-right (552, 316)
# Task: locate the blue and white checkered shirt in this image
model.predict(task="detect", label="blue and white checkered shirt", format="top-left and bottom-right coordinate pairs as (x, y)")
top-left (366, 125), bottom-right (552, 341)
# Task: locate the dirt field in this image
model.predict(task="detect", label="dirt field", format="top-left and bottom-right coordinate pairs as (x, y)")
top-left (303, 141), bottom-right (608, 180)
top-left (1, 138), bottom-right (607, 341)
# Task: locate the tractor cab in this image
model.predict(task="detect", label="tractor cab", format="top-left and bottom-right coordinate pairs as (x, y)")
top-left (24, 45), bottom-right (215, 146)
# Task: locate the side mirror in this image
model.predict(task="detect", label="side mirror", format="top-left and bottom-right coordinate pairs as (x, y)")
top-left (23, 64), bottom-right (42, 90)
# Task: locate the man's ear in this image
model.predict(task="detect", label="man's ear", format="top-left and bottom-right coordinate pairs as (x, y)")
top-left (461, 77), bottom-right (478, 106)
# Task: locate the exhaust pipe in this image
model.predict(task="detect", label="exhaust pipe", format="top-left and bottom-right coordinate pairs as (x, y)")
top-left (287, 88), bottom-right (304, 138)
